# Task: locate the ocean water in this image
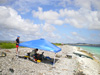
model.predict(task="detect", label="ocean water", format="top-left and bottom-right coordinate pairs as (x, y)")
top-left (75, 45), bottom-right (100, 59)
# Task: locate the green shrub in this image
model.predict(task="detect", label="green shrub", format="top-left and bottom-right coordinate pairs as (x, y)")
top-left (0, 42), bottom-right (16, 49)
top-left (53, 43), bottom-right (62, 46)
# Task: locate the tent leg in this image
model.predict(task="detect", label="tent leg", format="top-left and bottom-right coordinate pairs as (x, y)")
top-left (53, 53), bottom-right (56, 67)
top-left (52, 53), bottom-right (56, 75)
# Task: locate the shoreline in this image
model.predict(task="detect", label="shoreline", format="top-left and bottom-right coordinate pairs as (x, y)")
top-left (76, 47), bottom-right (100, 64)
top-left (74, 46), bottom-right (100, 75)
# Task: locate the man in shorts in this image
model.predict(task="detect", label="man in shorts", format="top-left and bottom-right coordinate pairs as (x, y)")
top-left (15, 36), bottom-right (20, 55)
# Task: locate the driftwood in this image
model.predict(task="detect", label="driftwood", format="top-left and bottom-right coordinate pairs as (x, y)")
top-left (73, 52), bottom-right (93, 60)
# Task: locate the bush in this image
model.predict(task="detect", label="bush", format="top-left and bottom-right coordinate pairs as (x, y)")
top-left (0, 42), bottom-right (16, 49)
top-left (53, 43), bottom-right (62, 46)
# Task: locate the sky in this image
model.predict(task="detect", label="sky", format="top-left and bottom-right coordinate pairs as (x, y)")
top-left (0, 0), bottom-right (100, 44)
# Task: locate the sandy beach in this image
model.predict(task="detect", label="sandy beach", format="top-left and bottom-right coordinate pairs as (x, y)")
top-left (0, 45), bottom-right (100, 75)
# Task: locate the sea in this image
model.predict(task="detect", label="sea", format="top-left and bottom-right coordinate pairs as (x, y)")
top-left (72, 45), bottom-right (100, 60)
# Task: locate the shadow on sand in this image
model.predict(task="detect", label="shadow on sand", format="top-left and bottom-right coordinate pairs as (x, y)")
top-left (18, 55), bottom-right (59, 65)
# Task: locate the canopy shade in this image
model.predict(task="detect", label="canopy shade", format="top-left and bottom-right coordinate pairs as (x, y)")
top-left (19, 38), bottom-right (61, 53)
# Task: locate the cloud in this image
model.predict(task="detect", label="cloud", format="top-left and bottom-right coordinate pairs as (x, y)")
top-left (41, 23), bottom-right (61, 42)
top-left (61, 8), bottom-right (100, 29)
top-left (43, 23), bottom-right (56, 32)
top-left (9, 0), bottom-right (61, 13)
top-left (74, 0), bottom-right (92, 10)
top-left (59, 0), bottom-right (100, 30)
top-left (48, 33), bottom-right (61, 43)
top-left (32, 7), bottom-right (100, 30)
top-left (0, 6), bottom-right (40, 40)
top-left (0, 6), bottom-right (60, 42)
top-left (32, 7), bottom-right (64, 25)
top-left (59, 0), bottom-right (100, 11)
top-left (58, 0), bottom-right (73, 7)
top-left (71, 31), bottom-right (86, 42)
top-left (33, 7), bottom-right (59, 20)
top-left (74, 0), bottom-right (100, 11)
top-left (54, 20), bottom-right (64, 25)
top-left (1, 0), bottom-right (100, 13)
top-left (71, 32), bottom-right (78, 36)
top-left (1, 0), bottom-right (100, 44)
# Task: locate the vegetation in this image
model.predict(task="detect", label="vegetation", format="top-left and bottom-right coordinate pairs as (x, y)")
top-left (53, 43), bottom-right (62, 46)
top-left (0, 42), bottom-right (16, 49)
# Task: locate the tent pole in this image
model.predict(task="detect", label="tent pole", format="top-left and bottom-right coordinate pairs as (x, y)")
top-left (53, 53), bottom-right (56, 67)
top-left (52, 53), bottom-right (56, 75)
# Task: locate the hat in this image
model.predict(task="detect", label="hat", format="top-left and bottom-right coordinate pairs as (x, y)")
top-left (17, 36), bottom-right (20, 37)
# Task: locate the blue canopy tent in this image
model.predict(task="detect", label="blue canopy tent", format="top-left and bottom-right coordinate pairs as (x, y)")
top-left (19, 38), bottom-right (61, 64)
top-left (19, 38), bottom-right (61, 53)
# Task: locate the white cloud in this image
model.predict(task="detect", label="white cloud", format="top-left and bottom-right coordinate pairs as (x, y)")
top-left (75, 0), bottom-right (100, 11)
top-left (93, 0), bottom-right (100, 10)
top-left (58, 0), bottom-right (100, 30)
top-left (62, 8), bottom-right (100, 29)
top-left (44, 32), bottom-right (61, 43)
top-left (65, 34), bottom-right (85, 43)
top-left (47, 32), bottom-right (61, 39)
top-left (0, 6), bottom-right (60, 42)
top-left (42, 23), bottom-right (61, 41)
top-left (43, 23), bottom-right (56, 32)
top-left (32, 7), bottom-right (64, 25)
top-left (54, 20), bottom-right (63, 25)
top-left (11, 0), bottom-right (60, 13)
top-left (32, 7), bottom-right (100, 30)
top-left (39, 23), bottom-right (61, 42)
top-left (71, 32), bottom-right (78, 36)
top-left (0, 6), bottom-right (40, 41)
top-left (71, 31), bottom-right (86, 42)
top-left (33, 7), bottom-right (59, 20)
top-left (59, 0), bottom-right (100, 11)
top-left (1, 0), bottom-right (100, 30)
top-left (1, 0), bottom-right (100, 44)
top-left (74, 0), bottom-right (92, 10)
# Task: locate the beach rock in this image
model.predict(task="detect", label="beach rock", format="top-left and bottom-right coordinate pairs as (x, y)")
top-left (74, 71), bottom-right (85, 75)
top-left (9, 68), bottom-right (14, 73)
top-left (4, 50), bottom-right (11, 53)
top-left (56, 54), bottom-right (62, 58)
top-left (0, 52), bottom-right (6, 57)
top-left (65, 54), bottom-right (72, 59)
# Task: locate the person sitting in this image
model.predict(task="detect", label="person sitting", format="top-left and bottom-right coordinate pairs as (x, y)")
top-left (30, 48), bottom-right (39, 60)
top-left (30, 48), bottom-right (44, 62)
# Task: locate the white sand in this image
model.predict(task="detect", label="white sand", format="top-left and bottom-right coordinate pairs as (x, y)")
top-left (0, 45), bottom-right (100, 75)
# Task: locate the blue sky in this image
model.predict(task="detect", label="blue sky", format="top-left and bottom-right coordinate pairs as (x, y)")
top-left (0, 0), bottom-right (100, 44)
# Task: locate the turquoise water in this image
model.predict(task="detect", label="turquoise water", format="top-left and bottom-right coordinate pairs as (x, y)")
top-left (75, 46), bottom-right (100, 59)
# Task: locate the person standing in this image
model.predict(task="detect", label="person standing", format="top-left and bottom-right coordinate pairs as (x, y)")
top-left (15, 36), bottom-right (20, 55)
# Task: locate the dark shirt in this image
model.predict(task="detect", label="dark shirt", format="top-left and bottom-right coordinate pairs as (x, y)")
top-left (16, 39), bottom-right (19, 45)
top-left (30, 50), bottom-right (36, 57)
